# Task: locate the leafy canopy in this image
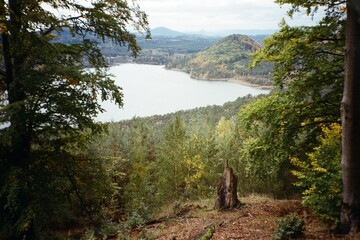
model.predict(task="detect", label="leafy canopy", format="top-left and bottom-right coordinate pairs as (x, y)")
top-left (241, 0), bottom-right (345, 198)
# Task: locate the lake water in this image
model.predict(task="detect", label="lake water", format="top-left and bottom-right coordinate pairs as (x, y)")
top-left (97, 64), bottom-right (270, 122)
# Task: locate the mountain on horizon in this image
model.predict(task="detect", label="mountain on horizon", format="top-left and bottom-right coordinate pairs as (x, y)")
top-left (150, 26), bottom-right (277, 37)
top-left (216, 29), bottom-right (277, 36)
top-left (151, 27), bottom-right (185, 37)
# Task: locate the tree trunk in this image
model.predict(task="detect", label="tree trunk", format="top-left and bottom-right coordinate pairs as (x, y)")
top-left (215, 160), bottom-right (241, 209)
top-left (340, 0), bottom-right (360, 233)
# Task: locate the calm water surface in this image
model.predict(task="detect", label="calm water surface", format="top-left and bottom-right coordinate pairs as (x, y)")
top-left (97, 64), bottom-right (269, 122)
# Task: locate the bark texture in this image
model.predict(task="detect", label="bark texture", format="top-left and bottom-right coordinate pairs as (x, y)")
top-left (215, 161), bottom-right (241, 210)
top-left (340, 0), bottom-right (360, 233)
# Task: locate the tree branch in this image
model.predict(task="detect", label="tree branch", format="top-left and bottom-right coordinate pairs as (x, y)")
top-left (312, 50), bottom-right (345, 57)
top-left (40, 25), bottom-right (55, 36)
top-left (64, 165), bottom-right (95, 223)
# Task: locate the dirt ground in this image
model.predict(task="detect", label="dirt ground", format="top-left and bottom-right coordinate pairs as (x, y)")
top-left (132, 195), bottom-right (359, 240)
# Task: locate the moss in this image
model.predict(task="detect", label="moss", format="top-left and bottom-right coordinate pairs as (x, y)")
top-left (199, 224), bottom-right (215, 240)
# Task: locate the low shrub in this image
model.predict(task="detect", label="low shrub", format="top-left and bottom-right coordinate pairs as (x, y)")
top-left (274, 215), bottom-right (304, 240)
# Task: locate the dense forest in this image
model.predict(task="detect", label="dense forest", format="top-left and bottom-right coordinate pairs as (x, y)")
top-left (1, 0), bottom-right (359, 239)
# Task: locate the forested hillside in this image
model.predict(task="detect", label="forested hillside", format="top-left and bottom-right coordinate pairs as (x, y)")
top-left (166, 34), bottom-right (273, 86)
top-left (88, 94), bottom-right (289, 226)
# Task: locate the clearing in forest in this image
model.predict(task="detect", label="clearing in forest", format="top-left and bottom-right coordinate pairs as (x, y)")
top-left (126, 195), bottom-right (358, 240)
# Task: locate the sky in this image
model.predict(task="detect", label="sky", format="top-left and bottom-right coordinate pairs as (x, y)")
top-left (138, 0), bottom-right (324, 32)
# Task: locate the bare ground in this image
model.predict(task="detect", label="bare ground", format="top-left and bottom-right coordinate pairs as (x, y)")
top-left (130, 195), bottom-right (359, 240)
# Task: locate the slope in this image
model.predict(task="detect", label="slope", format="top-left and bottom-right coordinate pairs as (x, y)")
top-left (113, 196), bottom-right (354, 239)
top-left (166, 34), bottom-right (273, 86)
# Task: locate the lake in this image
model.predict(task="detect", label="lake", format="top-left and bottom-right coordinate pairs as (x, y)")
top-left (97, 64), bottom-right (270, 122)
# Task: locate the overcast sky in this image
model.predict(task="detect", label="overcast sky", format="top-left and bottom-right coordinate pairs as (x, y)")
top-left (138, 0), bottom-right (323, 32)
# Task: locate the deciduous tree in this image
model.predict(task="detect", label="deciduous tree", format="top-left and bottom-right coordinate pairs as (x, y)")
top-left (0, 0), bottom-right (148, 238)
top-left (248, 0), bottom-right (345, 197)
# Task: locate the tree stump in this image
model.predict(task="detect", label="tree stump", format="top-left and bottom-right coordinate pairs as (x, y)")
top-left (215, 160), bottom-right (241, 210)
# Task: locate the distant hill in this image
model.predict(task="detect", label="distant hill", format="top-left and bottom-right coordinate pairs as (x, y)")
top-left (53, 28), bottom-right (221, 65)
top-left (53, 28), bottom-right (272, 70)
top-left (149, 27), bottom-right (273, 42)
top-left (165, 34), bottom-right (273, 86)
top-left (151, 27), bottom-right (185, 37)
top-left (217, 29), bottom-right (276, 36)
top-left (186, 29), bottom-right (277, 37)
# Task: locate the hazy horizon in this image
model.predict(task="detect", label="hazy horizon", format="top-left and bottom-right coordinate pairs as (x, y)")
top-left (139, 0), bottom-right (324, 32)
top-left (150, 26), bottom-right (278, 36)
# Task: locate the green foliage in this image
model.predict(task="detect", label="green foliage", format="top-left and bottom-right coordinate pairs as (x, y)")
top-left (291, 124), bottom-right (342, 223)
top-left (153, 116), bottom-right (189, 202)
top-left (124, 212), bottom-right (146, 230)
top-left (238, 93), bottom-right (304, 196)
top-left (275, 0), bottom-right (344, 18)
top-left (123, 122), bottom-right (154, 203)
top-left (274, 215), bottom-right (305, 240)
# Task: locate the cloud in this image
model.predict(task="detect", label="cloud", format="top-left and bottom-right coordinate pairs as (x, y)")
top-left (138, 0), bottom-right (322, 31)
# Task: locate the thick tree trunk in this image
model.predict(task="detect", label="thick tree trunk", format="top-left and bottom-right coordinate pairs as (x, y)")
top-left (215, 160), bottom-right (241, 209)
top-left (340, 0), bottom-right (360, 234)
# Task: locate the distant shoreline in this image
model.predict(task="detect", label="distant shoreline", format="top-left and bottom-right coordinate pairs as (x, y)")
top-left (196, 77), bottom-right (273, 90)
top-left (165, 67), bottom-right (273, 90)
top-left (112, 63), bottom-right (273, 90)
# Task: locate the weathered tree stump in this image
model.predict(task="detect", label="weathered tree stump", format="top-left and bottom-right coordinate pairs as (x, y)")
top-left (215, 160), bottom-right (241, 210)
